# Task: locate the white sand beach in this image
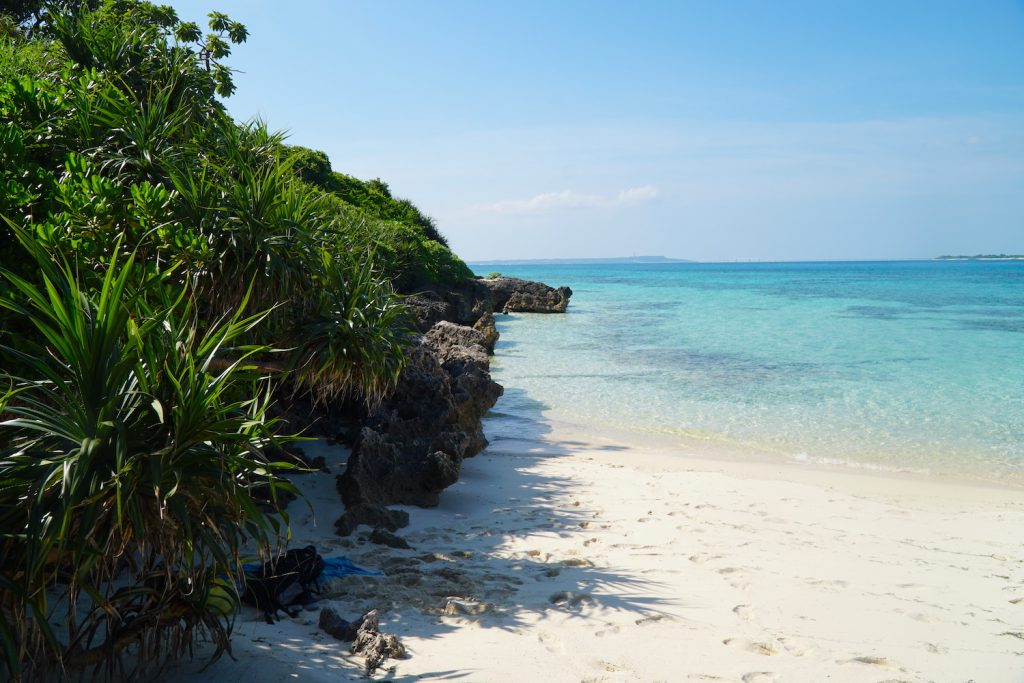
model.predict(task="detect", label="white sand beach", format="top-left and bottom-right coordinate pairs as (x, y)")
top-left (164, 421), bottom-right (1024, 683)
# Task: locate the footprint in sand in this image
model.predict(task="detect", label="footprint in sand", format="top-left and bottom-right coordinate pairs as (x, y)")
top-left (536, 630), bottom-right (565, 655)
top-left (635, 613), bottom-right (675, 626)
top-left (689, 553), bottom-right (722, 565)
top-left (723, 638), bottom-right (782, 656)
top-left (840, 655), bottom-right (903, 671)
top-left (894, 607), bottom-right (941, 624)
top-left (741, 673), bottom-right (779, 683)
top-left (717, 567), bottom-right (750, 589)
top-left (561, 557), bottom-right (595, 568)
top-left (777, 636), bottom-right (815, 656)
top-left (548, 591), bottom-right (595, 608)
top-left (732, 604), bottom-right (756, 622)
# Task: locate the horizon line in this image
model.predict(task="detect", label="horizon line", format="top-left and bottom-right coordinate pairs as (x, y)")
top-left (467, 256), bottom-right (1024, 265)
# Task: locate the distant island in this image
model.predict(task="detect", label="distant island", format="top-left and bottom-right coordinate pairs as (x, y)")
top-left (470, 255), bottom-right (691, 265)
top-left (936, 254), bottom-right (1024, 260)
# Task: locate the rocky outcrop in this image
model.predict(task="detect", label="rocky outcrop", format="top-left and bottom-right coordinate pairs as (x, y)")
top-left (472, 311), bottom-right (498, 354)
top-left (404, 279), bottom-right (494, 333)
top-left (423, 322), bottom-right (501, 457)
top-left (336, 274), bottom-right (571, 534)
top-left (336, 322), bottom-right (503, 533)
top-left (482, 276), bottom-right (573, 313)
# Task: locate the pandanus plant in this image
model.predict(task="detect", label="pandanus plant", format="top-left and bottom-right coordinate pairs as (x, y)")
top-left (0, 229), bottom-right (297, 680)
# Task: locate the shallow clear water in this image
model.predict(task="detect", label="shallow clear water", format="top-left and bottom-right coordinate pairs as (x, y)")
top-left (475, 261), bottom-right (1024, 485)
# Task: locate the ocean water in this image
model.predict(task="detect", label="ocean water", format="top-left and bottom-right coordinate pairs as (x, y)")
top-left (474, 261), bottom-right (1024, 485)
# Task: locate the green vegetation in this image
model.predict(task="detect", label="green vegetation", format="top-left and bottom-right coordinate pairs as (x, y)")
top-left (936, 254), bottom-right (1024, 260)
top-left (0, 1), bottom-right (472, 678)
top-left (287, 145), bottom-right (472, 289)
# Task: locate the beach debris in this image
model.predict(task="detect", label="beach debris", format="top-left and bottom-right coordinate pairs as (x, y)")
top-left (369, 528), bottom-right (412, 549)
top-left (350, 609), bottom-right (407, 674)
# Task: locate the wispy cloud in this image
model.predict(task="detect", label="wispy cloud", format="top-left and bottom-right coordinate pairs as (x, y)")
top-left (475, 185), bottom-right (659, 214)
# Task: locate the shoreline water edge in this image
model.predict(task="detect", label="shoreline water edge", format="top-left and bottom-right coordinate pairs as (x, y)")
top-left (162, 270), bottom-right (1024, 683)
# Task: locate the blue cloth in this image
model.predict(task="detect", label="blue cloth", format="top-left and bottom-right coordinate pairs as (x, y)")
top-left (321, 556), bottom-right (382, 578)
top-left (241, 555), bottom-right (380, 578)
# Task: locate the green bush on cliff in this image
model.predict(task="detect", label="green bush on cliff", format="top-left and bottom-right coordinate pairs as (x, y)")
top-left (287, 143), bottom-right (452, 248)
top-left (312, 190), bottom-right (473, 291)
top-left (0, 1), bottom-right (467, 677)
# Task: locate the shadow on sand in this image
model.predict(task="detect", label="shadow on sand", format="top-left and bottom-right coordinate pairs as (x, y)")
top-left (165, 387), bottom-right (669, 682)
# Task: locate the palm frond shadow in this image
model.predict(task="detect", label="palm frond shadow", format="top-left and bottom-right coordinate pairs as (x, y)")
top-left (292, 388), bottom-right (677, 682)
top-left (167, 389), bottom-right (673, 682)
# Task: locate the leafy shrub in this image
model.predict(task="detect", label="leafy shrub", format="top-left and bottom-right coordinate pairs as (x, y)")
top-left (0, 2), bottom-right (464, 677)
top-left (291, 248), bottom-right (409, 405)
top-left (0, 232), bottom-right (296, 680)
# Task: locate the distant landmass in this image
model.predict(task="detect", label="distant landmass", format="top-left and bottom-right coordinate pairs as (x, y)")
top-left (936, 254), bottom-right (1024, 260)
top-left (470, 255), bottom-right (691, 265)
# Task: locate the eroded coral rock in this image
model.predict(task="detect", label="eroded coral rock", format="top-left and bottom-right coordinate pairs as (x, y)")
top-left (336, 321), bottom-right (502, 531)
top-left (482, 276), bottom-right (573, 313)
top-left (350, 609), bottom-right (406, 675)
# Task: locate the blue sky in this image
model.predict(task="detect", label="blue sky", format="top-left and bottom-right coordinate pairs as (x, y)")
top-left (172, 0), bottom-right (1024, 261)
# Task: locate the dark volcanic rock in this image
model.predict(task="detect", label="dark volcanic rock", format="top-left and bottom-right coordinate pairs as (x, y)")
top-left (351, 609), bottom-right (406, 675)
top-left (482, 276), bottom-right (573, 313)
top-left (334, 503), bottom-right (409, 536)
top-left (473, 311), bottom-right (498, 354)
top-left (404, 279), bottom-right (495, 332)
top-left (369, 528), bottom-right (412, 549)
top-left (319, 606), bottom-right (359, 641)
top-left (336, 274), bottom-right (571, 534)
top-left (423, 322), bottom-right (501, 457)
top-left (336, 321), bottom-right (503, 532)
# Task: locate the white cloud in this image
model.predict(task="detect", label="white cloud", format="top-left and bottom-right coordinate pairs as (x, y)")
top-left (475, 185), bottom-right (659, 214)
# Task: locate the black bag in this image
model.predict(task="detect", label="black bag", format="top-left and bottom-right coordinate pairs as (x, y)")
top-left (243, 545), bottom-right (326, 624)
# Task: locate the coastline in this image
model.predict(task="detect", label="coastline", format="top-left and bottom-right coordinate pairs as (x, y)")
top-left (166, 410), bottom-right (1024, 682)
top-left (522, 411), bottom-right (1024, 497)
top-left (170, 274), bottom-right (1024, 682)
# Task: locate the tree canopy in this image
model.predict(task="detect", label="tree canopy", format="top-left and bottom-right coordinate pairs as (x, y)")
top-left (0, 1), bottom-right (473, 677)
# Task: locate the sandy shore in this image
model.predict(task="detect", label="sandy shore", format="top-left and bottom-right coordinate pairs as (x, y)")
top-left (166, 424), bottom-right (1024, 683)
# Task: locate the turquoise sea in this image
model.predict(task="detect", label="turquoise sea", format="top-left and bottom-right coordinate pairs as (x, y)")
top-left (473, 261), bottom-right (1024, 486)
